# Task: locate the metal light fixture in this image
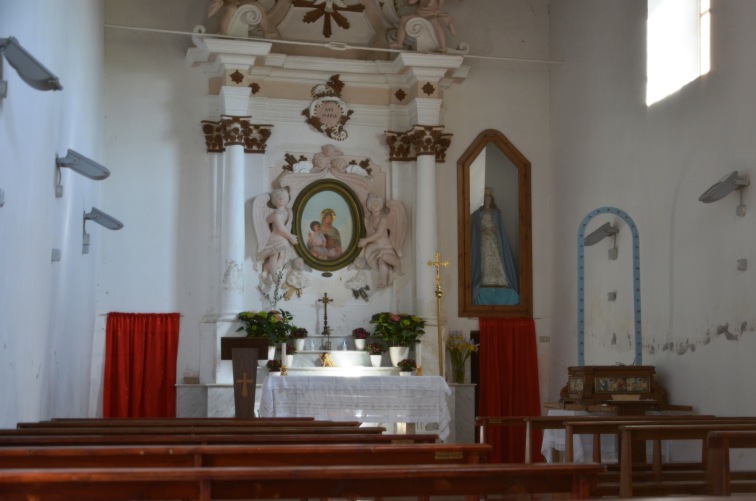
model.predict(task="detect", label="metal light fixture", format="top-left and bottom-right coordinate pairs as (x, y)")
top-left (699, 171), bottom-right (749, 216)
top-left (584, 221), bottom-right (619, 260)
top-left (83, 208), bottom-right (123, 254)
top-left (1, 37), bottom-right (62, 99)
top-left (55, 149), bottom-right (111, 197)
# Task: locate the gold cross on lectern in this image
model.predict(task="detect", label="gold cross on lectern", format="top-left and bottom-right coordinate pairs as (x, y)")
top-left (236, 372), bottom-right (253, 398)
top-left (427, 252), bottom-right (449, 375)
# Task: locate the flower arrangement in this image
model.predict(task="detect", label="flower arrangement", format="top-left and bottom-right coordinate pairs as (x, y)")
top-left (369, 312), bottom-right (425, 347)
top-left (237, 309), bottom-right (298, 346)
top-left (365, 342), bottom-right (385, 355)
top-left (266, 359), bottom-right (282, 372)
top-left (352, 327), bottom-right (369, 339)
top-left (397, 358), bottom-right (417, 372)
top-left (290, 327), bottom-right (309, 339)
top-left (285, 343), bottom-right (297, 355)
top-left (445, 331), bottom-right (479, 384)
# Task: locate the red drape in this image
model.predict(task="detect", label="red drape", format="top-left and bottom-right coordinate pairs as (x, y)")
top-left (103, 312), bottom-right (180, 418)
top-left (478, 317), bottom-right (542, 462)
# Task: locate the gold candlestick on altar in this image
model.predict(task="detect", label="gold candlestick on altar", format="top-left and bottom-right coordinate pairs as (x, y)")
top-left (427, 251), bottom-right (449, 376)
top-left (318, 292), bottom-right (333, 350)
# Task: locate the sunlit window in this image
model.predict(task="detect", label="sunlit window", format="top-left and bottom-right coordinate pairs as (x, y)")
top-left (646, 0), bottom-right (710, 105)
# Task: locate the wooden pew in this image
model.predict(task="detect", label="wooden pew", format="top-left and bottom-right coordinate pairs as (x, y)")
top-left (17, 418), bottom-right (353, 428)
top-left (0, 432), bottom-right (438, 447)
top-left (0, 443), bottom-right (492, 469)
top-left (707, 430), bottom-right (756, 496)
top-left (0, 463), bottom-right (606, 500)
top-left (619, 422), bottom-right (756, 498)
top-left (0, 425), bottom-right (386, 436)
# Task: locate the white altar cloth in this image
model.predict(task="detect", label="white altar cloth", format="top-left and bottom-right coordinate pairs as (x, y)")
top-left (259, 375), bottom-right (452, 441)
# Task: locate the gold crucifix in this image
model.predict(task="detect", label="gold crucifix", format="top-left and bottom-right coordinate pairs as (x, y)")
top-left (235, 372), bottom-right (253, 398)
top-left (319, 292), bottom-right (333, 350)
top-left (427, 252), bottom-right (449, 376)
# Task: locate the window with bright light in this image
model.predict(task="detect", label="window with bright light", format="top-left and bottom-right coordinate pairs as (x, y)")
top-left (646, 0), bottom-right (710, 105)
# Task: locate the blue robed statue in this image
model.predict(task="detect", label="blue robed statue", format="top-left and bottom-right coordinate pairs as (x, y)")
top-left (470, 187), bottom-right (520, 305)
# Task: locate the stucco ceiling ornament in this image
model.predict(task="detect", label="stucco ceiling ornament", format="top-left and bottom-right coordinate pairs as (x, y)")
top-left (293, 0), bottom-right (365, 38)
top-left (303, 74), bottom-right (353, 141)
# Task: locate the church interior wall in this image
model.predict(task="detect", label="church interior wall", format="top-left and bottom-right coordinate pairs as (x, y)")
top-left (548, 0), bottom-right (756, 424)
top-left (0, 0), bottom-right (104, 427)
top-left (10, 0), bottom-right (756, 433)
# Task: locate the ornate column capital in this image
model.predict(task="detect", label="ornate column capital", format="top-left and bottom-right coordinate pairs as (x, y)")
top-left (409, 125), bottom-right (452, 162)
top-left (384, 130), bottom-right (415, 161)
top-left (385, 126), bottom-right (452, 163)
top-left (200, 116), bottom-right (274, 153)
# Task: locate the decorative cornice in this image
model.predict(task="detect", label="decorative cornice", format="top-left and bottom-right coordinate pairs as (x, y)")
top-left (200, 116), bottom-right (274, 153)
top-left (384, 125), bottom-right (452, 162)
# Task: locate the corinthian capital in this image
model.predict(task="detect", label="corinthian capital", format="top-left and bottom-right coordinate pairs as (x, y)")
top-left (200, 116), bottom-right (274, 153)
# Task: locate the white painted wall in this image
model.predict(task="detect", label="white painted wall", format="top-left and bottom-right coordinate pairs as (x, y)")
top-left (0, 0), bottom-right (104, 427)
top-left (549, 0), bottom-right (756, 421)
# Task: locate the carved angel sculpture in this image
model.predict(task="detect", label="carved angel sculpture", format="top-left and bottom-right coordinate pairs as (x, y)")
top-left (253, 188), bottom-right (298, 287)
top-left (359, 193), bottom-right (407, 289)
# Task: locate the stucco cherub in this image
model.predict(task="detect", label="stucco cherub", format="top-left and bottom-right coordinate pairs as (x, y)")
top-left (359, 193), bottom-right (407, 289)
top-left (345, 256), bottom-right (371, 301)
top-left (282, 256), bottom-right (311, 300)
top-left (253, 188), bottom-right (298, 287)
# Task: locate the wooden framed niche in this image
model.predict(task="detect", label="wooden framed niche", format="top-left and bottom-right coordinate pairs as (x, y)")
top-left (457, 129), bottom-right (533, 318)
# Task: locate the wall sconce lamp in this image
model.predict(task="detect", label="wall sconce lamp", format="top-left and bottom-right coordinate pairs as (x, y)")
top-left (1, 37), bottom-right (63, 99)
top-left (584, 221), bottom-right (619, 260)
top-left (699, 171), bottom-right (749, 216)
top-left (83, 207), bottom-right (124, 254)
top-left (55, 149), bottom-right (111, 197)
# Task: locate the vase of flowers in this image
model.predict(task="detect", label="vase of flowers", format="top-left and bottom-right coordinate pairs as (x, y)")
top-left (290, 327), bottom-right (308, 351)
top-left (266, 359), bottom-right (282, 374)
top-left (352, 327), bottom-right (369, 350)
top-left (445, 331), bottom-right (479, 384)
top-left (284, 343), bottom-right (296, 367)
top-left (365, 342), bottom-right (385, 367)
top-left (237, 309), bottom-right (298, 347)
top-left (397, 358), bottom-right (417, 376)
top-left (370, 312), bottom-right (425, 367)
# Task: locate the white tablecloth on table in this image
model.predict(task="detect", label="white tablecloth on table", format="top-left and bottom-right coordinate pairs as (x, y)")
top-left (259, 375), bottom-right (452, 441)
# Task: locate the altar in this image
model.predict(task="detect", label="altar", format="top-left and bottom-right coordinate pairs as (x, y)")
top-left (259, 375), bottom-right (453, 442)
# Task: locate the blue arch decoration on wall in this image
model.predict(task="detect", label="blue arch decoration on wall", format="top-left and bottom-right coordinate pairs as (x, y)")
top-left (577, 207), bottom-right (642, 366)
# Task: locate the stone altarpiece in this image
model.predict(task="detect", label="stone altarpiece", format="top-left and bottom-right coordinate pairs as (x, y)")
top-left (178, 2), bottom-right (471, 433)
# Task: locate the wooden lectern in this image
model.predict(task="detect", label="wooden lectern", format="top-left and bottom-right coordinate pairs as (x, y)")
top-left (220, 337), bottom-right (270, 418)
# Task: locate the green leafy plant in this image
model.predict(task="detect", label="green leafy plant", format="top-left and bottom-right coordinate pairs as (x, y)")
top-left (369, 312), bottom-right (425, 347)
top-left (397, 358), bottom-right (417, 372)
top-left (365, 342), bottom-right (385, 355)
top-left (237, 309), bottom-right (298, 346)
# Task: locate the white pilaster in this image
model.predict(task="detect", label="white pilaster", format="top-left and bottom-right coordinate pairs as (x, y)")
top-left (414, 152), bottom-right (438, 320)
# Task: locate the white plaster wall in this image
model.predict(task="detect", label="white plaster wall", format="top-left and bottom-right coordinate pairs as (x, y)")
top-left (549, 0), bottom-right (756, 419)
top-left (0, 0), bottom-right (104, 427)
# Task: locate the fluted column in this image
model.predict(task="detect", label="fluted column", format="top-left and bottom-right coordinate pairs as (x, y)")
top-left (200, 113), bottom-right (273, 384)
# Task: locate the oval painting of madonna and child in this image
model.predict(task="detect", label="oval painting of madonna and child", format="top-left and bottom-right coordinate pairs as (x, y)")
top-left (292, 179), bottom-right (365, 272)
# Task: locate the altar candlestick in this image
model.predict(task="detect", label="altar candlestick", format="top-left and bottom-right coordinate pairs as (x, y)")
top-left (415, 342), bottom-right (422, 376)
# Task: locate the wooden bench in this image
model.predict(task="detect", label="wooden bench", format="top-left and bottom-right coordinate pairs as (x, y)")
top-left (0, 443), bottom-right (492, 469)
top-left (0, 463), bottom-right (606, 500)
top-left (0, 425), bottom-right (386, 436)
top-left (0, 432), bottom-right (439, 447)
top-left (707, 430), bottom-right (756, 496)
top-left (18, 417), bottom-right (323, 427)
top-left (619, 422), bottom-right (756, 498)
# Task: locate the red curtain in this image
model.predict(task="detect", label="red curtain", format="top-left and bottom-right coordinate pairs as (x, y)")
top-left (103, 313), bottom-right (180, 417)
top-left (478, 317), bottom-right (542, 462)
